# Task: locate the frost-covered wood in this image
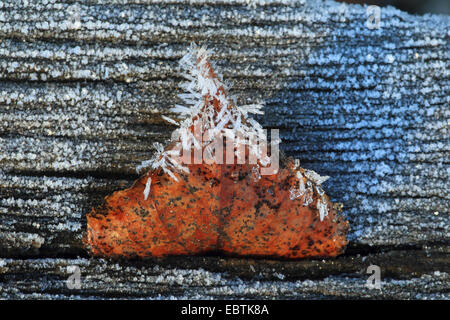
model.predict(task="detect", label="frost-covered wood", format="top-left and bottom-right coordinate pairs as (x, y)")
top-left (1, 246), bottom-right (449, 299)
top-left (0, 0), bottom-right (448, 299)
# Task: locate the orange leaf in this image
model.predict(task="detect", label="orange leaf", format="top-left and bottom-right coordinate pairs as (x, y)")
top-left (85, 45), bottom-right (349, 259)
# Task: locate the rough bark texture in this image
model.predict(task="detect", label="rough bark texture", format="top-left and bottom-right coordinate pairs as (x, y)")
top-left (0, 0), bottom-right (448, 299)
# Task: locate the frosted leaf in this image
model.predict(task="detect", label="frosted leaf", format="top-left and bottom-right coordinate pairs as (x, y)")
top-left (180, 127), bottom-right (190, 150)
top-left (166, 148), bottom-right (181, 156)
top-left (190, 132), bottom-right (201, 149)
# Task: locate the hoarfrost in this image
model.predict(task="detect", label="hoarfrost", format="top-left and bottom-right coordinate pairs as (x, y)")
top-left (317, 198), bottom-right (329, 221)
top-left (304, 169), bottom-right (330, 185)
top-left (143, 177), bottom-right (152, 200)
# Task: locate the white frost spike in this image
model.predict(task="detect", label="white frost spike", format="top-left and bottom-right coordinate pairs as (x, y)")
top-left (154, 142), bottom-right (164, 153)
top-left (317, 197), bottom-right (329, 221)
top-left (304, 169), bottom-right (330, 185)
top-left (303, 181), bottom-right (314, 206)
top-left (214, 113), bottom-right (230, 132)
top-left (216, 93), bottom-right (229, 111)
top-left (296, 171), bottom-right (306, 194)
top-left (136, 160), bottom-right (152, 173)
top-left (289, 187), bottom-right (302, 200)
top-left (231, 112), bottom-right (242, 132)
top-left (170, 103), bottom-right (194, 116)
top-left (290, 171), bottom-right (306, 200)
top-left (240, 103), bottom-right (265, 115)
top-left (180, 127), bottom-right (190, 149)
top-left (161, 115), bottom-right (179, 126)
top-left (143, 177), bottom-right (152, 200)
top-left (164, 167), bottom-right (179, 182)
top-left (167, 156), bottom-right (189, 174)
top-left (315, 185), bottom-right (325, 196)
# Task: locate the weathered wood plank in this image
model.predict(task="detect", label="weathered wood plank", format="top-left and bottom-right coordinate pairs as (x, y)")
top-left (0, 0), bottom-right (448, 299)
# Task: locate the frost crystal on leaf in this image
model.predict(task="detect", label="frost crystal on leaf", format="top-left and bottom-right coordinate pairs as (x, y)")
top-left (304, 169), bottom-right (330, 185)
top-left (317, 197), bottom-right (329, 222)
top-left (161, 115), bottom-right (179, 126)
top-left (303, 181), bottom-right (314, 207)
top-left (137, 142), bottom-right (187, 182)
top-left (289, 170), bottom-right (306, 200)
top-left (291, 169), bottom-right (329, 222)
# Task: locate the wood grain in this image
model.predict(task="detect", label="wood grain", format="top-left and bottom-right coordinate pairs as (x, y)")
top-left (0, 0), bottom-right (448, 299)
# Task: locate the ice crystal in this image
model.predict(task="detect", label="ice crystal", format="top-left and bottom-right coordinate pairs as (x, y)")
top-left (317, 198), bottom-right (329, 222)
top-left (137, 142), bottom-right (188, 181)
top-left (303, 181), bottom-right (314, 207)
top-left (143, 177), bottom-right (152, 200)
top-left (290, 169), bottom-right (328, 220)
top-left (304, 169), bottom-right (330, 185)
top-left (289, 170), bottom-right (306, 200)
top-left (289, 188), bottom-right (303, 200)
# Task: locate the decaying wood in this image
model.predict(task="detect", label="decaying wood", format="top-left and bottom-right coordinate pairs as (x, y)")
top-left (0, 0), bottom-right (448, 299)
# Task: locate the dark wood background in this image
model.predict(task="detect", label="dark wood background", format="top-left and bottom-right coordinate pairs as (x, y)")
top-left (0, 0), bottom-right (448, 299)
